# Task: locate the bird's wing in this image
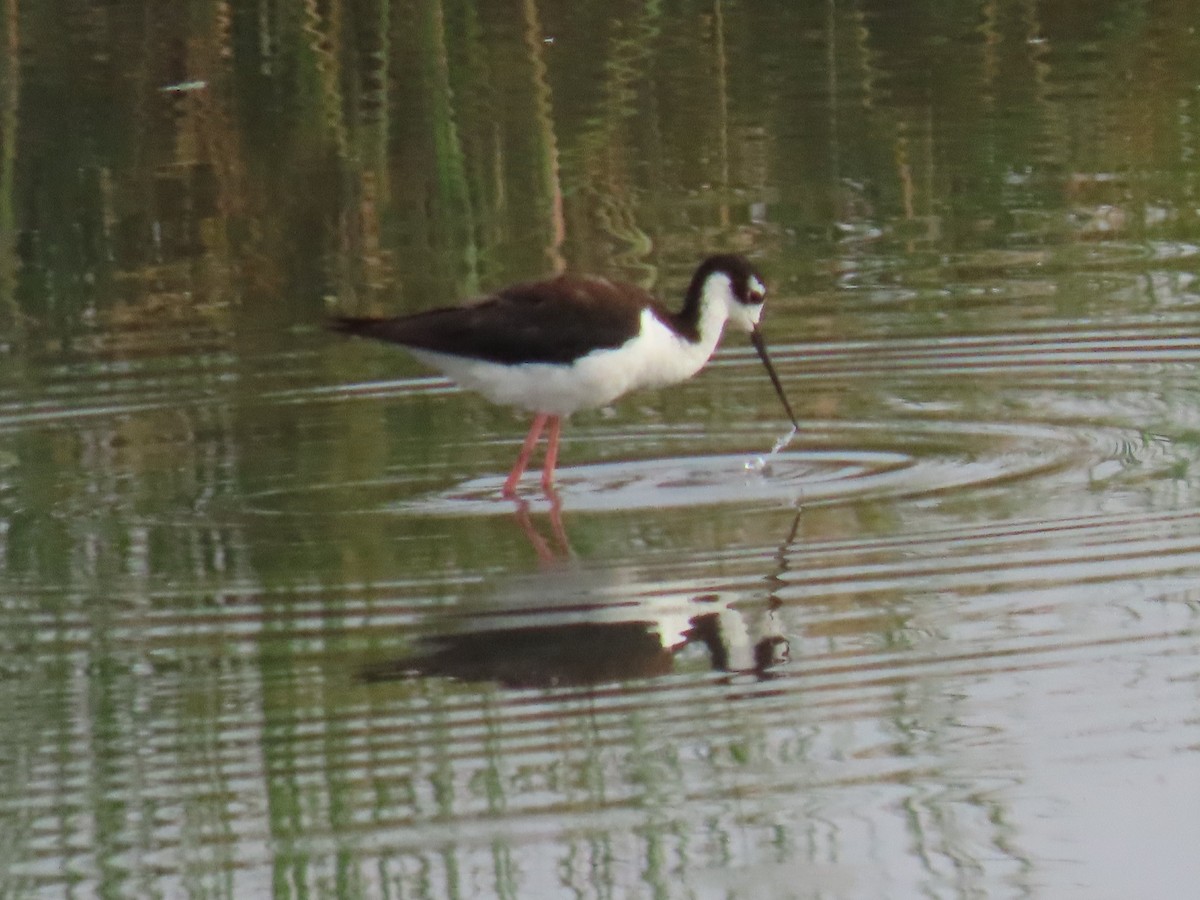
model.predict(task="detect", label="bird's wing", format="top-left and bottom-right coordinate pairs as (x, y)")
top-left (330, 276), bottom-right (662, 365)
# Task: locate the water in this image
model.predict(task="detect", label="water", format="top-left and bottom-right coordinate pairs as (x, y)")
top-left (744, 425), bottom-right (797, 475)
top-left (4, 1), bottom-right (1200, 898)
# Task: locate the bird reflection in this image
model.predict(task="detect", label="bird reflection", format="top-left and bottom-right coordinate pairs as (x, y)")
top-left (511, 492), bottom-right (571, 565)
top-left (360, 592), bottom-right (788, 689)
top-left (361, 501), bottom-right (790, 689)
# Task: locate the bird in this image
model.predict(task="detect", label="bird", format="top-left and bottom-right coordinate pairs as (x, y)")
top-left (329, 254), bottom-right (798, 497)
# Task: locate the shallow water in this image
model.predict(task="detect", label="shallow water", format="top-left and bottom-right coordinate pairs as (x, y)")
top-left (5, 1), bottom-right (1200, 898)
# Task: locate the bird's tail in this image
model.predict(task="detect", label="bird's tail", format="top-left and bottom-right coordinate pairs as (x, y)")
top-left (327, 316), bottom-right (383, 338)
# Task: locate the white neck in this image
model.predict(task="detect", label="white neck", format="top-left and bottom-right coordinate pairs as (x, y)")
top-left (620, 274), bottom-right (741, 390)
top-left (694, 272), bottom-right (737, 352)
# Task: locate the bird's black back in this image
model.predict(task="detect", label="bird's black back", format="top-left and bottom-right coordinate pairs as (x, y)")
top-left (329, 275), bottom-right (673, 366)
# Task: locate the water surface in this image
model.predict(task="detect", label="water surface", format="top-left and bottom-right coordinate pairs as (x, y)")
top-left (4, 1), bottom-right (1200, 898)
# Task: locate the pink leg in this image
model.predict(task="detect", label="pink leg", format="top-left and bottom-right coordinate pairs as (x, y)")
top-left (540, 416), bottom-right (562, 493)
top-left (512, 498), bottom-right (557, 564)
top-left (503, 413), bottom-right (549, 497)
top-left (546, 488), bottom-right (571, 557)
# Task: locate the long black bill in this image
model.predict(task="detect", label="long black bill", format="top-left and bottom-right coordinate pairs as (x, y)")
top-left (750, 326), bottom-right (799, 429)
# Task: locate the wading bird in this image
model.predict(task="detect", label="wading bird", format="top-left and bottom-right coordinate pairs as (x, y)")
top-left (330, 254), bottom-right (797, 497)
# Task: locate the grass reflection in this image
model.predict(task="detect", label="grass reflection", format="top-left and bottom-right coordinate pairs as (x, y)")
top-left (6, 1), bottom-right (1200, 896)
top-left (0, 0), bottom-right (16, 324)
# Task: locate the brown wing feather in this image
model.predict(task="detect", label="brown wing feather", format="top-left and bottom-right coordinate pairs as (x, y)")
top-left (330, 276), bottom-right (666, 365)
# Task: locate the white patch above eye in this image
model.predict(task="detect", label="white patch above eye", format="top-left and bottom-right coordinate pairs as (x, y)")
top-left (749, 275), bottom-right (766, 298)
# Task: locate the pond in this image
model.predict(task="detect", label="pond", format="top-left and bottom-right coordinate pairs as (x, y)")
top-left (4, 1), bottom-right (1200, 897)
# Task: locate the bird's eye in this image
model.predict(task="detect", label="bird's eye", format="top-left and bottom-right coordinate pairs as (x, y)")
top-left (747, 276), bottom-right (767, 303)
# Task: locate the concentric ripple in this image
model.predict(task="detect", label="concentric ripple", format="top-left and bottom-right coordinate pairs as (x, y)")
top-left (231, 417), bottom-right (1146, 519)
top-left (405, 418), bottom-right (1113, 514)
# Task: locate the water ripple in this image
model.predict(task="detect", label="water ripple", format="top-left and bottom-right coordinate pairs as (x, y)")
top-left (3, 320), bottom-right (1200, 437)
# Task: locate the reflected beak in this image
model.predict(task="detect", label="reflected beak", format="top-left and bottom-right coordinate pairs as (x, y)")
top-left (750, 326), bottom-right (799, 429)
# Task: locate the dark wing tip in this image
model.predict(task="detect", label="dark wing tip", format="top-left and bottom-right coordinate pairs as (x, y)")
top-left (327, 313), bottom-right (441, 350)
top-left (327, 316), bottom-right (386, 339)
top-left (327, 315), bottom-right (363, 333)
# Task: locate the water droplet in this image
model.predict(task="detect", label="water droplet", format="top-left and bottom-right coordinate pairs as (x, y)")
top-left (769, 426), bottom-right (798, 456)
top-left (745, 427), bottom-right (797, 476)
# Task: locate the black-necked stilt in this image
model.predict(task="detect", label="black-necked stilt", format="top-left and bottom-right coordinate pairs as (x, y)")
top-left (330, 254), bottom-right (798, 496)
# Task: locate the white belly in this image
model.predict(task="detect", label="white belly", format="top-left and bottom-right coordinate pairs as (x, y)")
top-left (410, 309), bottom-right (724, 416)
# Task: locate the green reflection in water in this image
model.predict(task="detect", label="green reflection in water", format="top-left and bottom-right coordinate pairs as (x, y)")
top-left (0, 0), bottom-right (16, 323)
top-left (4, 0), bottom-right (1200, 897)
